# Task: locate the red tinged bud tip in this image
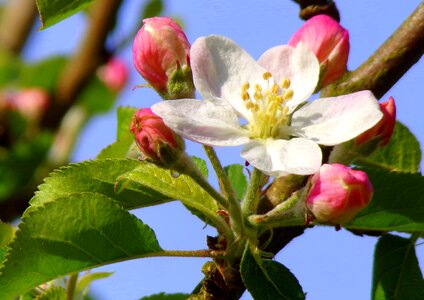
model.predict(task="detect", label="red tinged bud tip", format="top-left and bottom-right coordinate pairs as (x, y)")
top-left (306, 163), bottom-right (373, 225)
top-left (97, 57), bottom-right (129, 92)
top-left (7, 88), bottom-right (49, 122)
top-left (289, 14), bottom-right (349, 88)
top-left (130, 108), bottom-right (184, 164)
top-left (356, 97), bottom-right (396, 147)
top-left (133, 17), bottom-right (192, 98)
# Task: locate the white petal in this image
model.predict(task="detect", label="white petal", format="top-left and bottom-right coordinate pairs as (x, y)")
top-left (258, 43), bottom-right (320, 111)
top-left (190, 35), bottom-right (266, 121)
top-left (152, 99), bottom-right (249, 146)
top-left (241, 138), bottom-right (322, 177)
top-left (291, 90), bottom-right (383, 145)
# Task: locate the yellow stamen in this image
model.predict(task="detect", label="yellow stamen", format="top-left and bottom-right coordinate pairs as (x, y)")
top-left (283, 89), bottom-right (294, 100)
top-left (281, 78), bottom-right (291, 89)
top-left (263, 72), bottom-right (272, 80)
top-left (272, 83), bottom-right (279, 95)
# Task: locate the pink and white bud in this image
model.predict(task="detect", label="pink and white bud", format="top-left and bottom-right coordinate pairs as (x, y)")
top-left (306, 163), bottom-right (373, 225)
top-left (356, 97), bottom-right (396, 147)
top-left (133, 17), bottom-right (193, 98)
top-left (130, 108), bottom-right (184, 164)
top-left (97, 57), bottom-right (129, 92)
top-left (9, 88), bottom-right (49, 121)
top-left (288, 14), bottom-right (349, 88)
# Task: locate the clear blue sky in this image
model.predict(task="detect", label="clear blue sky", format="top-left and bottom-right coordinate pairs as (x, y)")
top-left (24, 1), bottom-right (424, 299)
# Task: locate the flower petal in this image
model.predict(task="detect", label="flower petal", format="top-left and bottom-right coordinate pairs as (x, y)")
top-left (291, 90), bottom-right (383, 145)
top-left (152, 99), bottom-right (249, 146)
top-left (190, 35), bottom-right (266, 121)
top-left (258, 43), bottom-right (319, 111)
top-left (241, 138), bottom-right (322, 177)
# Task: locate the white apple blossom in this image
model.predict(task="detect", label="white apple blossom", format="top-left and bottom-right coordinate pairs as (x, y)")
top-left (152, 35), bottom-right (382, 177)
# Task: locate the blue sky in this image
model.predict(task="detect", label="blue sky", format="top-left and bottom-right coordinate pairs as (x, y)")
top-left (24, 1), bottom-right (424, 299)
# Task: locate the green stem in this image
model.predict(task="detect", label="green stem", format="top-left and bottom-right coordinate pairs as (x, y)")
top-left (248, 191), bottom-right (306, 229)
top-left (410, 233), bottom-right (420, 244)
top-left (242, 168), bottom-right (265, 217)
top-left (202, 145), bottom-right (245, 237)
top-left (66, 273), bottom-right (78, 300)
top-left (143, 249), bottom-right (223, 258)
top-left (173, 153), bottom-right (235, 244)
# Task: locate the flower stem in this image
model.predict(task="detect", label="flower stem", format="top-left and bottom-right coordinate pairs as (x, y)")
top-left (143, 249), bottom-right (224, 258)
top-left (242, 168), bottom-right (265, 217)
top-left (172, 153), bottom-right (235, 243)
top-left (66, 272), bottom-right (78, 300)
top-left (203, 145), bottom-right (245, 236)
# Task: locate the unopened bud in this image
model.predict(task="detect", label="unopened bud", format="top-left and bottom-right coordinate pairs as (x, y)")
top-left (130, 108), bottom-right (185, 165)
top-left (8, 88), bottom-right (49, 122)
top-left (97, 57), bottom-right (129, 92)
top-left (133, 17), bottom-right (194, 99)
top-left (356, 97), bottom-right (396, 147)
top-left (289, 14), bottom-right (349, 88)
top-left (306, 163), bottom-right (373, 225)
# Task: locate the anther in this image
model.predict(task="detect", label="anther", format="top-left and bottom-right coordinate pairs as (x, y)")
top-left (242, 91), bottom-right (250, 101)
top-left (272, 83), bottom-right (279, 95)
top-left (242, 82), bottom-right (250, 91)
top-left (254, 92), bottom-right (263, 101)
top-left (281, 78), bottom-right (291, 89)
top-left (263, 72), bottom-right (272, 80)
top-left (283, 89), bottom-right (294, 100)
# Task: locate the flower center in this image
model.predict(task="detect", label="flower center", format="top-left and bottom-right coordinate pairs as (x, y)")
top-left (241, 72), bottom-right (294, 139)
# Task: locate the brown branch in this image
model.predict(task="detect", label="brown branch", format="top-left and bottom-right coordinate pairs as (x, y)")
top-left (0, 0), bottom-right (38, 54)
top-left (42, 0), bottom-right (122, 129)
top-left (292, 0), bottom-right (340, 21)
top-left (321, 1), bottom-right (424, 99)
top-left (0, 0), bottom-right (123, 222)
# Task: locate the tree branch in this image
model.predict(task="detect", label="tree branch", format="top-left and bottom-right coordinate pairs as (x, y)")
top-left (291, 0), bottom-right (340, 21)
top-left (321, 1), bottom-right (424, 99)
top-left (42, 0), bottom-right (122, 129)
top-left (0, 0), bottom-right (38, 54)
top-left (0, 0), bottom-right (123, 222)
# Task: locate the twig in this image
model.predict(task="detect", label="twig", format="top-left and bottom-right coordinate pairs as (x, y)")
top-left (321, 2), bottom-right (424, 99)
top-left (0, 0), bottom-right (38, 53)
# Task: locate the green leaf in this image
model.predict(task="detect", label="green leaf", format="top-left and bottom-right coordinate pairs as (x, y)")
top-left (139, 292), bottom-right (189, 300)
top-left (192, 156), bottom-right (208, 178)
top-left (96, 137), bottom-right (137, 160)
top-left (142, 0), bottom-right (164, 19)
top-left (0, 222), bottom-right (15, 246)
top-left (78, 76), bottom-right (116, 115)
top-left (35, 286), bottom-right (66, 300)
top-left (117, 106), bottom-right (138, 140)
top-left (224, 164), bottom-right (247, 200)
top-left (346, 169), bottom-right (424, 233)
top-left (29, 159), bottom-right (171, 210)
top-left (372, 234), bottom-right (424, 300)
top-left (241, 246), bottom-right (305, 300)
top-left (116, 161), bottom-right (219, 225)
top-left (75, 272), bottom-right (113, 298)
top-left (359, 122), bottom-right (422, 173)
top-left (19, 56), bottom-right (67, 92)
top-left (0, 193), bottom-right (162, 299)
top-left (36, 0), bottom-right (94, 29)
top-left (97, 106), bottom-right (139, 159)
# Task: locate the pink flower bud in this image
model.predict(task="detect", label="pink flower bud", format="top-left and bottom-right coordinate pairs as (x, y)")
top-left (130, 108), bottom-right (184, 164)
top-left (289, 14), bottom-right (349, 88)
top-left (356, 97), bottom-right (396, 146)
top-left (306, 163), bottom-right (373, 224)
top-left (9, 88), bottom-right (49, 121)
top-left (97, 57), bottom-right (129, 92)
top-left (133, 17), bottom-right (192, 98)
